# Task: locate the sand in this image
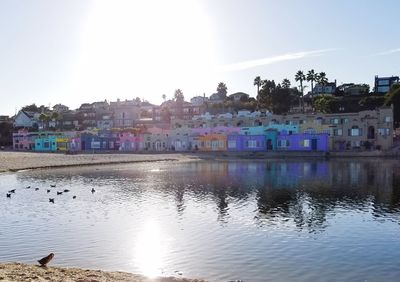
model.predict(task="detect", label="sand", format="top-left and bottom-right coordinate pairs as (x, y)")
top-left (0, 151), bottom-right (199, 172)
top-left (0, 263), bottom-right (205, 282)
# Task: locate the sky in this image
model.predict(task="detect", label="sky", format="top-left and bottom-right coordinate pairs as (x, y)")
top-left (0, 0), bottom-right (399, 116)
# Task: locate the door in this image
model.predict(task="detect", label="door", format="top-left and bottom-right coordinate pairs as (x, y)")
top-left (311, 138), bottom-right (318, 151)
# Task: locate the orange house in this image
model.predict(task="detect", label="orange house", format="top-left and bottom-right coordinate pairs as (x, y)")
top-left (197, 134), bottom-right (227, 151)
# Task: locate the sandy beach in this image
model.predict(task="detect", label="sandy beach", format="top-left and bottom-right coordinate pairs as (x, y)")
top-left (0, 151), bottom-right (199, 172)
top-left (0, 263), bottom-right (205, 282)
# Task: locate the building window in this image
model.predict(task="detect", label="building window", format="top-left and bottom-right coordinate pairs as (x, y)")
top-left (384, 116), bottom-right (391, 123)
top-left (334, 129), bottom-right (343, 136)
top-left (303, 139), bottom-right (310, 147)
top-left (228, 140), bottom-right (236, 149)
top-left (378, 128), bottom-right (390, 136)
top-left (349, 126), bottom-right (362, 136)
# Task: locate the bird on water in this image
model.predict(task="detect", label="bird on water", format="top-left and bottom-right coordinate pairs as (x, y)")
top-left (38, 253), bottom-right (54, 267)
top-left (49, 198), bottom-right (54, 203)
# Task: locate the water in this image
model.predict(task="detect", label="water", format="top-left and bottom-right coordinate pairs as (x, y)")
top-left (1, 159), bottom-right (400, 281)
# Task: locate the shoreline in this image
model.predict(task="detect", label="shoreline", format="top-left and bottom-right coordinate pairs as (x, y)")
top-left (1, 150), bottom-right (399, 173)
top-left (0, 263), bottom-right (204, 282)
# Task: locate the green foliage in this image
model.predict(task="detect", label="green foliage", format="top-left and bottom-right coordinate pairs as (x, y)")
top-left (281, 78), bottom-right (291, 88)
top-left (384, 84), bottom-right (400, 125)
top-left (217, 82), bottom-right (228, 97)
top-left (358, 96), bottom-right (385, 109)
top-left (0, 122), bottom-right (13, 145)
top-left (313, 96), bottom-right (338, 113)
top-left (22, 104), bottom-right (49, 113)
top-left (257, 80), bottom-right (298, 114)
top-left (174, 89), bottom-right (184, 102)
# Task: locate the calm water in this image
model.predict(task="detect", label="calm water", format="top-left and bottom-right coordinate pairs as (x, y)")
top-left (1, 159), bottom-right (400, 281)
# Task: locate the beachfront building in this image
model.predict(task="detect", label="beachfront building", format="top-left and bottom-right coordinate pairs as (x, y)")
top-left (118, 131), bottom-right (143, 151)
top-left (197, 134), bottom-right (227, 151)
top-left (12, 130), bottom-right (37, 150)
top-left (277, 133), bottom-right (329, 152)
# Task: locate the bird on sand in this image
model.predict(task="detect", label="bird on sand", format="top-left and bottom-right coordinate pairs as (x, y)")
top-left (50, 184), bottom-right (56, 188)
top-left (49, 198), bottom-right (54, 203)
top-left (63, 189), bottom-right (70, 193)
top-left (6, 193), bottom-right (11, 198)
top-left (35, 188), bottom-right (39, 191)
top-left (91, 188), bottom-right (96, 193)
top-left (57, 191), bottom-right (63, 195)
top-left (37, 253), bottom-right (54, 267)
top-left (26, 186), bottom-right (31, 189)
top-left (47, 189), bottom-right (51, 193)
top-left (8, 189), bottom-right (16, 193)
top-left (72, 196), bottom-right (76, 199)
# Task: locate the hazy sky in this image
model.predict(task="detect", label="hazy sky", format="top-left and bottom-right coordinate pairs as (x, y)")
top-left (0, 0), bottom-right (399, 115)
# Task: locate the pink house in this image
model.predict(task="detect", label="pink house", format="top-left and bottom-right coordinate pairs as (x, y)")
top-left (13, 130), bottom-right (38, 150)
top-left (118, 132), bottom-right (144, 151)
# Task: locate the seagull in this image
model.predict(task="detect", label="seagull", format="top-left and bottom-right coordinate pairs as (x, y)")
top-left (49, 198), bottom-right (55, 203)
top-left (6, 193), bottom-right (11, 198)
top-left (63, 189), bottom-right (70, 193)
top-left (57, 192), bottom-right (63, 195)
top-left (72, 196), bottom-right (76, 199)
top-left (8, 189), bottom-right (16, 193)
top-left (91, 188), bottom-right (96, 193)
top-left (26, 186), bottom-right (31, 189)
top-left (35, 188), bottom-right (39, 191)
top-left (37, 253), bottom-right (54, 267)
top-left (50, 184), bottom-right (56, 188)
top-left (47, 189), bottom-right (51, 193)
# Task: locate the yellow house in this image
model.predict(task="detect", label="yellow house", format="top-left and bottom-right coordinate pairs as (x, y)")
top-left (197, 134), bottom-right (227, 151)
top-left (56, 137), bottom-right (69, 151)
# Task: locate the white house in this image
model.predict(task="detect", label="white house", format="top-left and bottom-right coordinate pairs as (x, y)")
top-left (13, 110), bottom-right (38, 128)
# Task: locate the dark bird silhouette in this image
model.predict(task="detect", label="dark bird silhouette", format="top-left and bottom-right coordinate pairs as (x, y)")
top-left (91, 188), bottom-right (95, 193)
top-left (47, 189), bottom-right (51, 193)
top-left (72, 196), bottom-right (76, 199)
top-left (26, 186), bottom-right (31, 189)
top-left (6, 193), bottom-right (11, 198)
top-left (37, 253), bottom-right (54, 267)
top-left (63, 189), bottom-right (70, 193)
top-left (35, 188), bottom-right (39, 191)
top-left (49, 198), bottom-right (54, 203)
top-left (8, 189), bottom-right (16, 193)
top-left (50, 184), bottom-right (56, 188)
top-left (57, 192), bottom-right (63, 195)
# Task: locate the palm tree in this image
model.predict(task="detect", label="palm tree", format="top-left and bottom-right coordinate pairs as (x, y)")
top-left (38, 113), bottom-right (48, 130)
top-left (295, 70), bottom-right (306, 112)
top-left (254, 76), bottom-right (261, 96)
top-left (282, 78), bottom-right (291, 88)
top-left (307, 69), bottom-right (317, 95)
top-left (174, 89), bottom-right (184, 101)
top-left (216, 82), bottom-right (228, 98)
top-left (316, 72), bottom-right (328, 85)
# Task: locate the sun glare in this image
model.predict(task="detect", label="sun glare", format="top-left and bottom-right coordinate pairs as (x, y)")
top-left (134, 220), bottom-right (167, 278)
top-left (72, 0), bottom-right (216, 104)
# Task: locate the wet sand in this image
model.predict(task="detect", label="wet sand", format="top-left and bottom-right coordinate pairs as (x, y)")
top-left (0, 151), bottom-right (199, 172)
top-left (0, 263), bottom-right (205, 282)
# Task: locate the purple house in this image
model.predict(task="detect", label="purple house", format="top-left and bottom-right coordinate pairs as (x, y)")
top-left (277, 133), bottom-right (328, 152)
top-left (227, 134), bottom-right (266, 151)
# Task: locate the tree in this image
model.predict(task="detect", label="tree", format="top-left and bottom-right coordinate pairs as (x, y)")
top-left (313, 96), bottom-right (338, 113)
top-left (257, 80), bottom-right (296, 114)
top-left (22, 104), bottom-right (39, 112)
top-left (51, 112), bottom-right (60, 129)
top-left (306, 69), bottom-right (317, 95)
top-left (384, 84), bottom-right (400, 126)
top-left (254, 76), bottom-right (261, 96)
top-left (281, 78), bottom-right (291, 89)
top-left (216, 82), bottom-right (228, 98)
top-left (38, 113), bottom-right (48, 130)
top-left (174, 89), bottom-right (184, 102)
top-left (162, 94), bottom-right (166, 102)
top-left (295, 70), bottom-right (306, 112)
top-left (316, 72), bottom-right (328, 86)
